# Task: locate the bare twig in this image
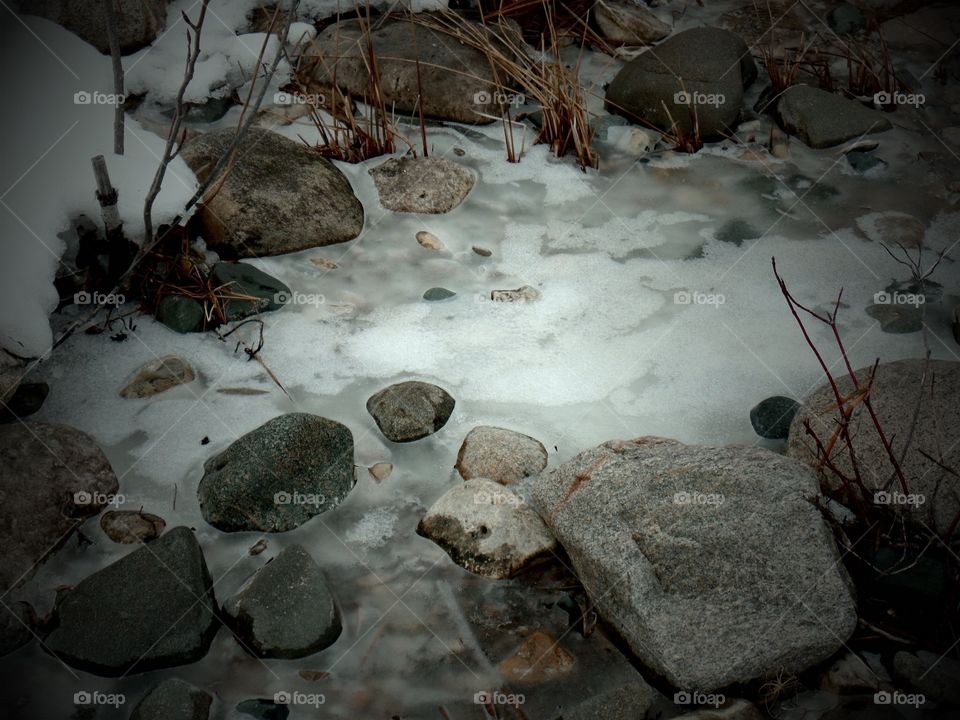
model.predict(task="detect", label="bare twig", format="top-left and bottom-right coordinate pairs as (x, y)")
top-left (102, 0), bottom-right (125, 154)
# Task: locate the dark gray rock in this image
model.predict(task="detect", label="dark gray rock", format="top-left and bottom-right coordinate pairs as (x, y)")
top-left (304, 18), bottom-right (506, 124)
top-left (750, 396), bottom-right (801, 439)
top-left (423, 287), bottom-right (456, 302)
top-left (417, 479), bottom-right (556, 579)
top-left (776, 85), bottom-right (892, 148)
top-left (828, 4), bottom-right (866, 35)
top-left (223, 545), bottom-right (341, 659)
top-left (157, 295), bottom-right (205, 334)
top-left (0, 423), bottom-right (118, 595)
top-left (120, 356), bottom-right (194, 398)
top-left (455, 425), bottom-right (548, 484)
top-left (0, 381), bottom-right (48, 423)
top-left (561, 676), bottom-right (660, 719)
top-left (129, 678), bottom-right (212, 720)
top-left (715, 218), bottom-right (760, 246)
top-left (210, 262), bottom-right (290, 321)
top-left (366, 381), bottom-right (455, 443)
top-left (198, 413), bottom-right (355, 533)
top-left (605, 27), bottom-right (757, 140)
top-left (45, 527), bottom-right (219, 676)
top-left (846, 150), bottom-right (887, 173)
top-left (18, 0), bottom-right (167, 54)
top-left (369, 156), bottom-right (475, 214)
top-left (532, 437), bottom-right (857, 690)
top-left (0, 601), bottom-right (32, 657)
top-left (865, 303), bottom-right (923, 333)
top-left (788, 359), bottom-right (960, 534)
top-left (180, 128), bottom-right (363, 258)
top-left (893, 650), bottom-right (960, 706)
top-left (236, 698), bottom-right (288, 720)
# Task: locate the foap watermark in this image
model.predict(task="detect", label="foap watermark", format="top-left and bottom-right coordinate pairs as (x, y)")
top-left (274, 490), bottom-right (325, 507)
top-left (74, 290), bottom-right (125, 306)
top-left (874, 91), bottom-right (925, 108)
top-left (874, 690), bottom-right (925, 707)
top-left (473, 90), bottom-right (525, 106)
top-left (474, 488), bottom-right (524, 508)
top-left (275, 290), bottom-right (325, 306)
top-left (74, 490), bottom-right (124, 508)
top-left (674, 690), bottom-right (725, 708)
top-left (474, 690), bottom-right (526, 707)
top-left (674, 290), bottom-right (725, 308)
top-left (674, 90), bottom-right (725, 108)
top-left (873, 291), bottom-right (924, 307)
top-left (73, 691), bottom-right (126, 708)
top-left (274, 90), bottom-right (326, 106)
top-left (74, 90), bottom-right (125, 106)
top-left (874, 490), bottom-right (925, 507)
top-left (274, 690), bottom-right (326, 708)
top-left (673, 491), bottom-right (725, 507)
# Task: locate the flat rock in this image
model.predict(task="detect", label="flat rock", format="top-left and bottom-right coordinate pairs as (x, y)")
top-left (821, 651), bottom-right (891, 694)
top-left (130, 678), bottom-right (213, 720)
top-left (417, 478), bottom-right (556, 579)
top-left (223, 545), bottom-right (341, 659)
top-left (369, 156), bottom-right (475, 214)
top-left (605, 27), bottom-right (757, 140)
top-left (491, 285), bottom-right (540, 302)
top-left (120, 355), bottom-right (195, 398)
top-left (788, 359), bottom-right (960, 534)
top-left (865, 303), bottom-right (923, 333)
top-left (198, 413), bottom-right (355, 532)
top-left (0, 423), bottom-right (118, 595)
top-left (99, 510), bottom-right (166, 543)
top-left (423, 287), bottom-right (456, 302)
top-left (776, 85), bottom-right (892, 149)
top-left (893, 650), bottom-right (960, 706)
top-left (750, 396), bottom-right (800, 439)
top-left (366, 381), bottom-right (455, 443)
top-left (415, 230), bottom-right (444, 250)
top-left (594, 0), bottom-right (672, 45)
top-left (455, 425), bottom-right (548, 484)
top-left (211, 262), bottom-right (290, 321)
top-left (45, 527), bottom-right (219, 676)
top-left (304, 18), bottom-right (505, 124)
top-left (368, 462), bottom-right (393, 481)
top-left (856, 211), bottom-right (925, 247)
top-left (532, 437), bottom-right (857, 690)
top-left (561, 676), bottom-right (659, 719)
top-left (180, 127), bottom-right (363, 258)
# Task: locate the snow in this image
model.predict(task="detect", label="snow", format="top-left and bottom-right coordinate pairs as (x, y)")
top-left (0, 17), bottom-right (195, 358)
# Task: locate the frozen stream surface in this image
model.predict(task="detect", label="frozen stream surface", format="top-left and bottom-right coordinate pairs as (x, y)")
top-left (1, 6), bottom-right (959, 720)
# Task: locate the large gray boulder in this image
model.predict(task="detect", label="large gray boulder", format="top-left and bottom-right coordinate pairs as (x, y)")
top-left (18, 0), bottom-right (167, 54)
top-left (129, 678), bottom-right (213, 720)
top-left (605, 27), bottom-right (757, 139)
top-left (45, 527), bottom-right (219, 676)
top-left (366, 381), bottom-right (455, 443)
top-left (0, 422), bottom-right (118, 595)
top-left (532, 437), bottom-right (857, 691)
top-left (418, 478), bottom-right (556, 579)
top-left (198, 413), bottom-right (355, 533)
top-left (775, 85), bottom-right (892, 148)
top-left (223, 544), bottom-right (341, 659)
top-left (180, 128), bottom-right (363, 258)
top-left (787, 359), bottom-right (960, 534)
top-left (303, 18), bottom-right (504, 124)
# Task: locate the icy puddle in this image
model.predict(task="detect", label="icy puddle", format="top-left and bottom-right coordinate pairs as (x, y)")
top-left (6, 63), bottom-right (960, 720)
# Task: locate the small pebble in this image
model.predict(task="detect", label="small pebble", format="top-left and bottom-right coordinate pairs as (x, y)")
top-left (416, 231), bottom-right (444, 251)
